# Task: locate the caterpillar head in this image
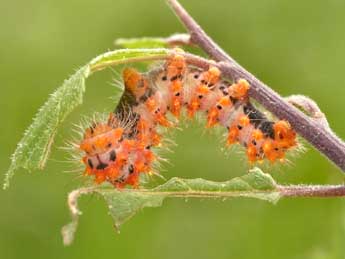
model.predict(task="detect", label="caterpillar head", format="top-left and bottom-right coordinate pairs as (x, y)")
top-left (79, 122), bottom-right (125, 184)
top-left (80, 124), bottom-right (123, 156)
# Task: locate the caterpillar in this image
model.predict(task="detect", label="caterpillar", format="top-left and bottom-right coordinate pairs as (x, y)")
top-left (78, 54), bottom-right (297, 188)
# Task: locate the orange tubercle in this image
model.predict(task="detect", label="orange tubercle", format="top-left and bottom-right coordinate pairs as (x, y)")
top-left (171, 97), bottom-right (182, 117)
top-left (273, 120), bottom-right (296, 148)
top-left (145, 97), bottom-right (156, 112)
top-left (108, 166), bottom-right (120, 180)
top-left (150, 131), bottom-right (161, 146)
top-left (188, 98), bottom-right (200, 118)
top-left (95, 172), bottom-right (106, 184)
top-left (171, 80), bottom-right (182, 92)
top-left (239, 115), bottom-right (250, 126)
top-left (231, 79), bottom-right (250, 99)
top-left (112, 128), bottom-right (124, 140)
top-left (218, 97), bottom-right (231, 107)
top-left (137, 118), bottom-right (149, 132)
top-left (134, 159), bottom-right (151, 174)
top-left (197, 85), bottom-right (210, 95)
top-left (227, 126), bottom-right (239, 145)
top-left (125, 173), bottom-right (140, 188)
top-left (262, 140), bottom-right (285, 162)
top-left (155, 113), bottom-right (172, 127)
top-left (246, 144), bottom-right (257, 162)
top-left (167, 54), bottom-right (186, 79)
top-left (252, 129), bottom-right (263, 141)
top-left (116, 152), bottom-right (129, 167)
top-left (207, 107), bottom-right (219, 128)
top-left (123, 68), bottom-right (147, 98)
top-left (204, 66), bottom-right (221, 85)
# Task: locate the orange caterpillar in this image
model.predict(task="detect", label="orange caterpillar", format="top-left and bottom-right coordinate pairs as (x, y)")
top-left (79, 54), bottom-right (296, 188)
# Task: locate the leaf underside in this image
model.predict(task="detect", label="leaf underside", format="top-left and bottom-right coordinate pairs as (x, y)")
top-left (62, 168), bottom-right (280, 245)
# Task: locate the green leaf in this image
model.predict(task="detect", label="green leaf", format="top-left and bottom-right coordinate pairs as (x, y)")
top-left (4, 66), bottom-right (90, 189)
top-left (4, 48), bottom-right (171, 189)
top-left (114, 34), bottom-right (191, 49)
top-left (115, 37), bottom-right (169, 49)
top-left (61, 168), bottom-right (280, 245)
top-left (89, 48), bottom-right (170, 72)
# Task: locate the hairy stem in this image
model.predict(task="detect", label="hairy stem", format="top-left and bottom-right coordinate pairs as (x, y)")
top-left (68, 184), bottom-right (345, 201)
top-left (135, 185), bottom-right (345, 198)
top-left (167, 0), bottom-right (345, 172)
top-left (278, 185), bottom-right (345, 197)
top-left (164, 33), bottom-right (193, 46)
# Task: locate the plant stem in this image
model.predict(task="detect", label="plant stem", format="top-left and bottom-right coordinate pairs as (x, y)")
top-left (167, 0), bottom-right (345, 172)
top-left (278, 185), bottom-right (345, 197)
top-left (69, 184), bottom-right (345, 200)
top-left (138, 185), bottom-right (345, 198)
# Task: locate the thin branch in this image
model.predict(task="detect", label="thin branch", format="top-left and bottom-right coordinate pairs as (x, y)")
top-left (165, 33), bottom-right (194, 46)
top-left (278, 185), bottom-right (345, 198)
top-left (167, 0), bottom-right (237, 64)
top-left (285, 94), bottom-right (330, 130)
top-left (167, 0), bottom-right (345, 172)
top-left (66, 184), bottom-right (345, 201)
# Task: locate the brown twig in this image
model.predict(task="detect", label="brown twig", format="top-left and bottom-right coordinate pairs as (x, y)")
top-left (165, 33), bottom-right (194, 46)
top-left (285, 94), bottom-right (330, 130)
top-left (278, 185), bottom-right (345, 198)
top-left (167, 0), bottom-right (345, 172)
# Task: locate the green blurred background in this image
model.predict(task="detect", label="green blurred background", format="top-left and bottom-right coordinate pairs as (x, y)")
top-left (2, 0), bottom-right (345, 258)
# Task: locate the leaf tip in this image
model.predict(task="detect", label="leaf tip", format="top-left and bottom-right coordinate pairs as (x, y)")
top-left (113, 223), bottom-right (121, 234)
top-left (3, 164), bottom-right (16, 190)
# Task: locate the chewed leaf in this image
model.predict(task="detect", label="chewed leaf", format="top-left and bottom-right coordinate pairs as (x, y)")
top-left (62, 168), bottom-right (280, 245)
top-left (100, 191), bottom-right (166, 230)
top-left (153, 167), bottom-right (279, 202)
top-left (4, 48), bottom-right (171, 189)
top-left (3, 66), bottom-right (90, 189)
